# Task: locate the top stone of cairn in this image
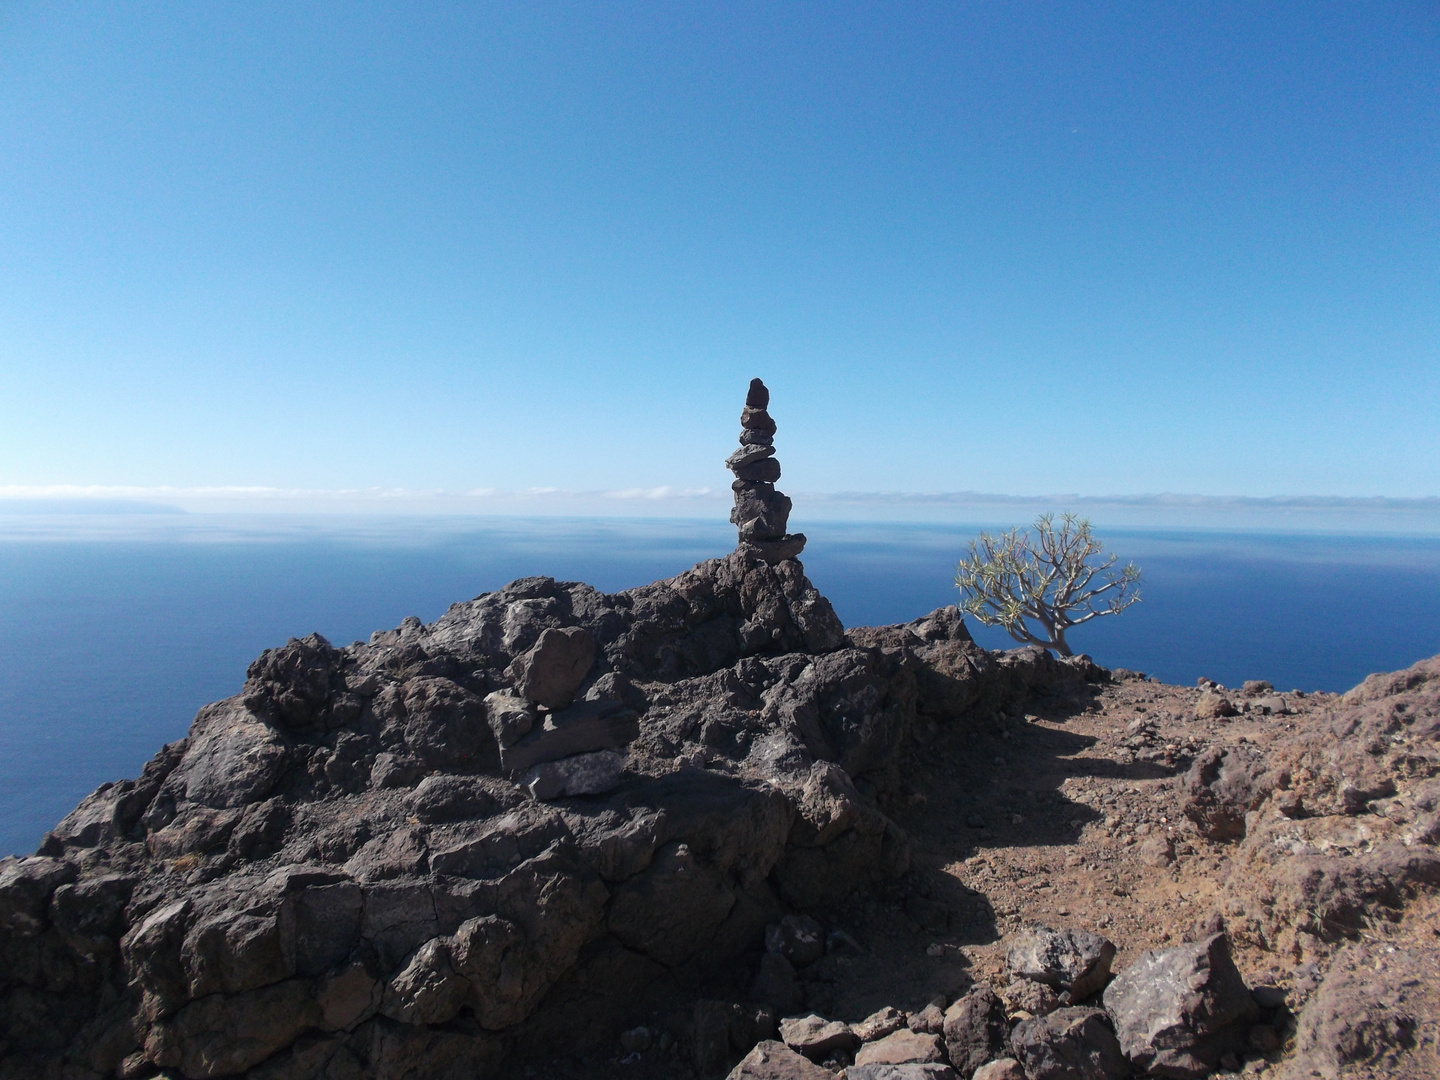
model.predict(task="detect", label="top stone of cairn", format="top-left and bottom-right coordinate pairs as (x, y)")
top-left (726, 378), bottom-right (806, 563)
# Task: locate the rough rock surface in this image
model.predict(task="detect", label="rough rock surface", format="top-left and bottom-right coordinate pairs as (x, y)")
top-left (1103, 933), bottom-right (1257, 1078)
top-left (1009, 1007), bottom-right (1128, 1080)
top-left (728, 379), bottom-right (807, 563)
top-left (3, 520), bottom-right (1108, 1080)
top-left (1005, 926), bottom-right (1116, 1004)
top-left (6, 454), bottom-right (1440, 1080)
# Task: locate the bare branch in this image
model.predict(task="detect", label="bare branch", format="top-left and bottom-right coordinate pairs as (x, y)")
top-left (953, 513), bottom-right (1142, 656)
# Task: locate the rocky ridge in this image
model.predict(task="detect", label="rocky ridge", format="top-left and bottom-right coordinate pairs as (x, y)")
top-left (1, 382), bottom-right (1437, 1080)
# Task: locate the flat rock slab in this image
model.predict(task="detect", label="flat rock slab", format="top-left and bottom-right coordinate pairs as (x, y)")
top-left (522, 749), bottom-right (625, 801)
top-left (498, 700), bottom-right (639, 775)
top-left (853, 1029), bottom-right (944, 1066)
top-left (851, 1006), bottom-right (908, 1043)
top-left (726, 1040), bottom-right (837, 1080)
top-left (779, 1014), bottom-right (859, 1058)
top-left (1006, 927), bottom-right (1116, 1003)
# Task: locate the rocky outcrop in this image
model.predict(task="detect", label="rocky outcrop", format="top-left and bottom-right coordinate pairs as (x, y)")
top-left (0, 529), bottom-right (1100, 1080)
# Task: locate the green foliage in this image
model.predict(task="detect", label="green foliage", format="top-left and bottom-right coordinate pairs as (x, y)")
top-left (954, 512), bottom-right (1141, 656)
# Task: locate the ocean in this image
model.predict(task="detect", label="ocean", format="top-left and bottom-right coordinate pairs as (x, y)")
top-left (3, 514), bottom-right (1439, 857)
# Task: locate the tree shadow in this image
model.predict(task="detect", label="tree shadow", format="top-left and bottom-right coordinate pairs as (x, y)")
top-left (889, 686), bottom-right (1185, 948)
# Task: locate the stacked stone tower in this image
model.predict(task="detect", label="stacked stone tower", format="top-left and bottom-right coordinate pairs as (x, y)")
top-left (727, 378), bottom-right (807, 563)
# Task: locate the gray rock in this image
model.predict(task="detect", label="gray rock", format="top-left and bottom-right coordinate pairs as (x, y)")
top-left (407, 774), bottom-right (500, 823)
top-left (741, 534), bottom-right (808, 564)
top-left (1102, 933), bottom-right (1258, 1079)
top-left (766, 913), bottom-right (825, 968)
top-left (943, 984), bottom-right (1008, 1076)
top-left (522, 749), bottom-right (625, 800)
top-left (731, 483), bottom-right (793, 541)
top-left (746, 378), bottom-right (770, 409)
top-left (0, 856), bottom-right (78, 935)
top-left (741, 406), bottom-right (777, 434)
top-left (607, 842), bottom-right (736, 967)
top-left (779, 1013), bottom-right (859, 1058)
top-left (511, 626), bottom-right (597, 709)
top-left (727, 1040), bottom-right (837, 1080)
top-left (727, 443), bottom-right (777, 470)
top-left (483, 690), bottom-right (538, 748)
top-left (908, 1002), bottom-right (945, 1034)
top-left (147, 978), bottom-right (322, 1078)
top-left (734, 456), bottom-right (783, 484)
top-left (739, 428), bottom-right (775, 447)
top-left (849, 1065), bottom-right (958, 1080)
top-left (498, 698), bottom-right (640, 774)
top-left (1010, 1007), bottom-right (1128, 1080)
top-left (1006, 927), bottom-right (1117, 1003)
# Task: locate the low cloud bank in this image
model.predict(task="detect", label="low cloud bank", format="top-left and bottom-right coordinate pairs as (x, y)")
top-left (1, 485), bottom-right (1437, 533)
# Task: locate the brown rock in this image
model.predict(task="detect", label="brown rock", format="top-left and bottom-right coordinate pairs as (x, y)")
top-left (854, 1029), bottom-right (945, 1066)
top-left (727, 1040), bottom-right (836, 1080)
top-left (851, 1006), bottom-right (908, 1042)
top-left (1194, 691), bottom-right (1237, 720)
top-left (779, 1014), bottom-right (859, 1059)
top-left (972, 1059), bottom-right (1026, 1080)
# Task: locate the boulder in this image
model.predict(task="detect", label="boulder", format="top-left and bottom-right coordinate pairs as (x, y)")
top-left (1193, 692), bottom-right (1236, 720)
top-left (1102, 933), bottom-right (1258, 1078)
top-left (1009, 1007), bottom-right (1128, 1080)
top-left (1005, 927), bottom-right (1116, 1003)
top-left (943, 984), bottom-right (1008, 1076)
top-left (908, 1003), bottom-right (945, 1035)
top-left (483, 691), bottom-right (538, 748)
top-left (779, 1014), bottom-right (859, 1059)
top-left (854, 1030), bottom-right (945, 1066)
top-left (522, 749), bottom-right (625, 801)
top-left (1181, 746), bottom-right (1272, 841)
top-left (727, 1040), bottom-right (837, 1080)
top-left (511, 626), bottom-right (597, 709)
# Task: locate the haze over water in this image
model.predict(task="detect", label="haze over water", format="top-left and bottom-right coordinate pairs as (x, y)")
top-left (3, 513), bottom-right (1439, 857)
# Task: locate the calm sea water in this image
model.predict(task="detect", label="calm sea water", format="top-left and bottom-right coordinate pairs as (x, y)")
top-left (3, 514), bottom-right (1439, 856)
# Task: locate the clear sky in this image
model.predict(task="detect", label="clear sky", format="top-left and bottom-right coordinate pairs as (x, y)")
top-left (2, 2), bottom-right (1437, 505)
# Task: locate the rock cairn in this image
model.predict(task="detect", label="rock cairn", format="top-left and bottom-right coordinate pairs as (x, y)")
top-left (727, 378), bottom-right (806, 564)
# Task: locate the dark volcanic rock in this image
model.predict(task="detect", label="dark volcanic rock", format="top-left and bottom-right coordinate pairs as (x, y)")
top-left (1, 498), bottom-right (1117, 1080)
top-left (1103, 933), bottom-right (1257, 1079)
top-left (1009, 1006), bottom-right (1129, 1080)
top-left (943, 982), bottom-right (1009, 1076)
top-left (1006, 927), bottom-right (1116, 1004)
top-left (727, 379), bottom-right (807, 560)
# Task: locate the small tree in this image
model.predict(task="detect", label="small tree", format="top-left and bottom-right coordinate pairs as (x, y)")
top-left (954, 512), bottom-right (1140, 656)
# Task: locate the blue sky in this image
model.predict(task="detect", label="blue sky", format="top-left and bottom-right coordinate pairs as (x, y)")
top-left (1, 2), bottom-right (1437, 506)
